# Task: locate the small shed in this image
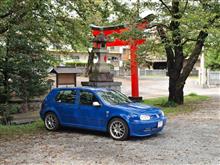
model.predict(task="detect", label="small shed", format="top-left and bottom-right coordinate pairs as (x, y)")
top-left (50, 67), bottom-right (83, 88)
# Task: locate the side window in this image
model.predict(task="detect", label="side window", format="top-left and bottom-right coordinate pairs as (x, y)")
top-left (55, 90), bottom-right (76, 104)
top-left (80, 91), bottom-right (98, 106)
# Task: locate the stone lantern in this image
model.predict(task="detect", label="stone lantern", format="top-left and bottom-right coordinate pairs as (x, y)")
top-left (89, 31), bottom-right (113, 82)
top-left (81, 30), bottom-right (122, 90)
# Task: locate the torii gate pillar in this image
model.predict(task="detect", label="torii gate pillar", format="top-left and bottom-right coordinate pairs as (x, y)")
top-left (130, 43), bottom-right (139, 97)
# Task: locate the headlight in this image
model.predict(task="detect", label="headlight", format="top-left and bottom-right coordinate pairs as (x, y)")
top-left (140, 115), bottom-right (151, 120)
top-left (161, 111), bottom-right (165, 116)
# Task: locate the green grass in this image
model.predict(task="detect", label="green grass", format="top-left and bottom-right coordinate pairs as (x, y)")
top-left (0, 120), bottom-right (45, 138)
top-left (143, 93), bottom-right (209, 116)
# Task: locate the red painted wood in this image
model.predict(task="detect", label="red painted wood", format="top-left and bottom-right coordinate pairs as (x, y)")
top-left (130, 44), bottom-right (139, 97)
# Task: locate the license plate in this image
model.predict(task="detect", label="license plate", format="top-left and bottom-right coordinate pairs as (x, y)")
top-left (158, 121), bottom-right (163, 128)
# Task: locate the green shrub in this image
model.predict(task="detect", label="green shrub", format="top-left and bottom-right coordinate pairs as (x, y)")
top-left (9, 104), bottom-right (20, 114)
top-left (188, 93), bottom-right (198, 96)
top-left (65, 62), bottom-right (87, 67)
top-left (161, 100), bottom-right (177, 107)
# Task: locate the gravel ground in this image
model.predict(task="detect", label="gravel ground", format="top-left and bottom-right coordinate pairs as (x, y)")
top-left (0, 96), bottom-right (219, 165)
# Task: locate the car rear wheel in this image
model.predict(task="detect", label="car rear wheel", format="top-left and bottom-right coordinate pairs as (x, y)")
top-left (108, 118), bottom-right (129, 140)
top-left (44, 112), bottom-right (60, 131)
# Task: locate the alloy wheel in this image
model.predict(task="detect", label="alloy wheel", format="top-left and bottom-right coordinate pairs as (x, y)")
top-left (110, 120), bottom-right (126, 139)
top-left (45, 113), bottom-right (59, 130)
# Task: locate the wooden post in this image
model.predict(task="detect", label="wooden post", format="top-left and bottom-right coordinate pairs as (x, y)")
top-left (74, 73), bottom-right (77, 87)
top-left (56, 74), bottom-right (58, 88)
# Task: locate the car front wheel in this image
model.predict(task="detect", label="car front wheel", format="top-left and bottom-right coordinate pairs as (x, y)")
top-left (44, 112), bottom-right (60, 131)
top-left (108, 118), bottom-right (129, 140)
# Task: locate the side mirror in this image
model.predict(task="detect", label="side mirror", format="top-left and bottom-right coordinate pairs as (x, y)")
top-left (92, 101), bottom-right (101, 107)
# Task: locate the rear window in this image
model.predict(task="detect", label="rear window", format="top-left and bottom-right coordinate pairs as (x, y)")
top-left (55, 90), bottom-right (76, 104)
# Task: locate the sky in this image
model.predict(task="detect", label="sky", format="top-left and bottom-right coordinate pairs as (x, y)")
top-left (121, 0), bottom-right (155, 18)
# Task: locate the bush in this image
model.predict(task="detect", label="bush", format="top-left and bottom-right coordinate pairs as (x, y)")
top-left (8, 104), bottom-right (20, 114)
top-left (188, 93), bottom-right (198, 96)
top-left (161, 100), bottom-right (177, 107)
top-left (65, 62), bottom-right (87, 67)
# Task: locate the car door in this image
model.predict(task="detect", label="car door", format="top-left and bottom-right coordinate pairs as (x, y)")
top-left (78, 90), bottom-right (106, 130)
top-left (54, 89), bottom-right (79, 125)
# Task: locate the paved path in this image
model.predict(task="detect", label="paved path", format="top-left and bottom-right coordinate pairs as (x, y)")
top-left (0, 96), bottom-right (219, 165)
top-left (78, 76), bottom-right (220, 99)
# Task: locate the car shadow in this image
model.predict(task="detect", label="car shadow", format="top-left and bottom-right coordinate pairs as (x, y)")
top-left (128, 132), bottom-right (165, 141)
top-left (56, 126), bottom-right (110, 138)
top-left (55, 126), bottom-right (165, 141)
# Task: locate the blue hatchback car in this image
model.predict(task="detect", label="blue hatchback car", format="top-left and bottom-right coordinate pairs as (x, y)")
top-left (40, 87), bottom-right (167, 140)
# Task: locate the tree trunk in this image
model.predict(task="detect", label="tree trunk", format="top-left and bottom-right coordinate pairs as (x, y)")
top-left (175, 84), bottom-right (184, 104)
top-left (168, 31), bottom-right (208, 105)
top-left (2, 71), bottom-right (9, 103)
top-left (168, 76), bottom-right (184, 104)
top-left (2, 36), bottom-right (10, 104)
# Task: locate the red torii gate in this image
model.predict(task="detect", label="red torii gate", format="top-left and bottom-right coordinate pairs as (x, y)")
top-left (90, 14), bottom-right (154, 98)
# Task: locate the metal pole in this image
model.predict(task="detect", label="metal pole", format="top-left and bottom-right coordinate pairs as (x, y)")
top-left (200, 47), bottom-right (206, 87)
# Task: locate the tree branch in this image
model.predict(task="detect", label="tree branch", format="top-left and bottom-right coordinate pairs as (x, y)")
top-left (179, 31), bottom-right (208, 82)
top-left (182, 0), bottom-right (188, 14)
top-left (181, 37), bottom-right (197, 45)
top-left (0, 10), bottom-right (13, 19)
top-left (68, 2), bottom-right (88, 24)
top-left (0, 26), bottom-right (9, 34)
top-left (159, 0), bottom-right (172, 15)
top-left (207, 14), bottom-right (220, 28)
top-left (148, 23), bottom-right (170, 30)
top-left (156, 25), bottom-right (175, 77)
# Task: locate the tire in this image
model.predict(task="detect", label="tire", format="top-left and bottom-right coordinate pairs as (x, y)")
top-left (108, 118), bottom-right (129, 141)
top-left (44, 112), bottom-right (60, 131)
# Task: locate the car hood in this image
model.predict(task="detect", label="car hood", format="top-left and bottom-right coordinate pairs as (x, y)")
top-left (112, 103), bottom-right (161, 114)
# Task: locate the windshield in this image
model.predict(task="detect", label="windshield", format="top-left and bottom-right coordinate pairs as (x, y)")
top-left (97, 90), bottom-right (132, 105)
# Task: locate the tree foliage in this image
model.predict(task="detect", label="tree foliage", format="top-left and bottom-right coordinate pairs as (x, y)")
top-left (0, 0), bottom-right (57, 106)
top-left (118, 0), bottom-right (220, 104)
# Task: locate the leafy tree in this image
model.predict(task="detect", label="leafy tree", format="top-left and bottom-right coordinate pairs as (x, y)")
top-left (205, 50), bottom-right (220, 70)
top-left (0, 0), bottom-right (57, 107)
top-left (205, 29), bottom-right (220, 70)
top-left (151, 0), bottom-right (219, 104)
top-left (126, 0), bottom-right (220, 104)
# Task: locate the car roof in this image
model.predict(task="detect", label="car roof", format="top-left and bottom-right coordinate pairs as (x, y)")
top-left (51, 87), bottom-right (113, 92)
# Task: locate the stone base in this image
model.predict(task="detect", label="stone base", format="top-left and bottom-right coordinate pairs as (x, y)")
top-left (89, 72), bottom-right (113, 82)
top-left (128, 96), bottom-right (143, 102)
top-left (81, 81), bottom-right (122, 91)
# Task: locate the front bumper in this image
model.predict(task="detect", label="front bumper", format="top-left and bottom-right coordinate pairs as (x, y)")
top-left (129, 117), bottom-right (167, 137)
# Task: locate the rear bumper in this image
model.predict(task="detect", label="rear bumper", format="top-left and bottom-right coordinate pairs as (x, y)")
top-left (129, 117), bottom-right (167, 137)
